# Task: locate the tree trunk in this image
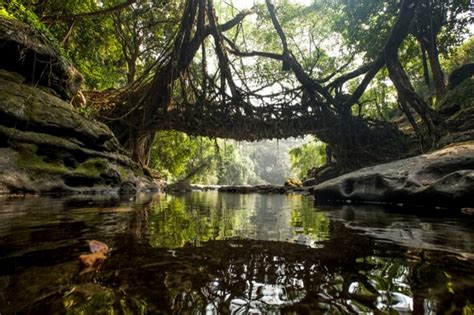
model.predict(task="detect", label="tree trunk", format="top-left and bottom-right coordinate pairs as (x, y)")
top-left (125, 131), bottom-right (155, 166)
top-left (425, 37), bottom-right (446, 101)
top-left (385, 53), bottom-right (440, 148)
top-left (419, 41), bottom-right (431, 88)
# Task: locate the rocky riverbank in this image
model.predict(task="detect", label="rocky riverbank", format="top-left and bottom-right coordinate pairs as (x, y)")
top-left (0, 69), bottom-right (158, 194)
top-left (0, 17), bottom-right (158, 195)
top-left (310, 141), bottom-right (474, 208)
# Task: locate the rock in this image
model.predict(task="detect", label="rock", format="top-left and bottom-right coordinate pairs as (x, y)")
top-left (284, 178), bottom-right (303, 187)
top-left (0, 18), bottom-right (83, 100)
top-left (306, 164), bottom-right (342, 185)
top-left (303, 178), bottom-right (317, 187)
top-left (0, 70), bottom-right (158, 195)
top-left (316, 166), bottom-right (340, 183)
top-left (0, 74), bottom-right (114, 150)
top-left (447, 63), bottom-right (474, 90)
top-left (438, 78), bottom-right (474, 145)
top-left (438, 78), bottom-right (474, 117)
top-left (310, 141), bottom-right (474, 208)
top-left (0, 69), bottom-right (25, 84)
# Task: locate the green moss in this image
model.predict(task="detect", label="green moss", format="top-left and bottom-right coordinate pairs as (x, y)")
top-left (15, 144), bottom-right (69, 175)
top-left (0, 69), bottom-right (25, 84)
top-left (1, 3), bottom-right (62, 54)
top-left (117, 166), bottom-right (131, 181)
top-left (0, 7), bottom-right (15, 20)
top-left (438, 78), bottom-right (474, 111)
top-left (74, 158), bottom-right (109, 178)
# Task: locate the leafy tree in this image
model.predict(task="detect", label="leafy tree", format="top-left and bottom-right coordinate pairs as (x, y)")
top-left (289, 138), bottom-right (326, 179)
top-left (216, 143), bottom-right (259, 185)
top-left (110, 0), bottom-right (180, 83)
top-left (5, 0), bottom-right (472, 175)
top-left (443, 36), bottom-right (474, 73)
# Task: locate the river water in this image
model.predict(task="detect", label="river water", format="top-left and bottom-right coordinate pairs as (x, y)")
top-left (0, 192), bottom-right (473, 314)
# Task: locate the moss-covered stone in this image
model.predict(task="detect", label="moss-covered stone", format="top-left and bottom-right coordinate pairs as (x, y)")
top-left (438, 78), bottom-right (474, 116)
top-left (75, 158), bottom-right (109, 177)
top-left (0, 71), bottom-right (158, 194)
top-left (0, 75), bottom-right (114, 149)
top-left (0, 17), bottom-right (82, 100)
top-left (0, 69), bottom-right (24, 84)
top-left (15, 143), bottom-right (69, 176)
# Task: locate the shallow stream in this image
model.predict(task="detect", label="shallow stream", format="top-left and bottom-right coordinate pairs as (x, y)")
top-left (1, 192), bottom-right (473, 314)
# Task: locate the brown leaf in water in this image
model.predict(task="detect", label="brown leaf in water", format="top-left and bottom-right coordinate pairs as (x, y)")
top-left (79, 252), bottom-right (107, 268)
top-left (88, 240), bottom-right (109, 254)
top-left (79, 252), bottom-right (107, 274)
top-left (78, 240), bottom-right (109, 274)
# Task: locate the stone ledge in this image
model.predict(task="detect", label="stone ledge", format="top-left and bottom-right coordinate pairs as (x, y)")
top-left (310, 141), bottom-right (474, 208)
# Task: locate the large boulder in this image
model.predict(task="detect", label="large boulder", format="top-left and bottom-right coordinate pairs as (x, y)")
top-left (0, 17), bottom-right (82, 100)
top-left (310, 141), bottom-right (474, 208)
top-left (438, 78), bottom-right (474, 145)
top-left (0, 70), bottom-right (157, 194)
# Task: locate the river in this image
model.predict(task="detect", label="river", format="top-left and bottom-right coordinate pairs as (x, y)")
top-left (0, 192), bottom-right (473, 314)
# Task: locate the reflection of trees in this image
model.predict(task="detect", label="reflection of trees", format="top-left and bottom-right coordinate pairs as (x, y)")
top-left (141, 192), bottom-right (330, 248)
top-left (290, 198), bottom-right (330, 245)
top-left (144, 239), bottom-right (473, 314)
top-left (2, 193), bottom-right (474, 314)
top-left (145, 192), bottom-right (258, 248)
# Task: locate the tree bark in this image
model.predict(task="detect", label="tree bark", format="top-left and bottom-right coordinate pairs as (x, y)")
top-left (384, 0), bottom-right (441, 148)
top-left (425, 37), bottom-right (446, 101)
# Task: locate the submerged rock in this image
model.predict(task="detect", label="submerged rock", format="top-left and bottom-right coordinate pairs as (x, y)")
top-left (311, 141), bottom-right (474, 208)
top-left (0, 70), bottom-right (157, 195)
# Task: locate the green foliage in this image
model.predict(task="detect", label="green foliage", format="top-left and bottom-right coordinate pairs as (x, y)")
top-left (150, 132), bottom-right (304, 185)
top-left (150, 131), bottom-right (216, 182)
top-left (443, 37), bottom-right (474, 74)
top-left (2, 0), bottom-right (63, 52)
top-left (9, 0), bottom-right (180, 89)
top-left (216, 144), bottom-right (258, 185)
top-left (289, 138), bottom-right (326, 179)
top-left (0, 6), bottom-right (15, 19)
top-left (150, 131), bottom-right (259, 185)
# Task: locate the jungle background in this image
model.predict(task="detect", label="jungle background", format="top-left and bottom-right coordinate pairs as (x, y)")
top-left (1, 0), bottom-right (472, 185)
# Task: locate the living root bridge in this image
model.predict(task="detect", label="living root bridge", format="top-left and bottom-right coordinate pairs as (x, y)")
top-left (89, 0), bottom-right (426, 171)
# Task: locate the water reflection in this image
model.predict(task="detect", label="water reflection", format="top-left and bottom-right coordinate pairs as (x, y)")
top-left (141, 192), bottom-right (329, 248)
top-left (0, 192), bottom-right (473, 314)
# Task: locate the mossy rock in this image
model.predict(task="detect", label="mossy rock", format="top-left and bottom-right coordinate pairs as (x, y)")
top-left (438, 78), bottom-right (474, 117)
top-left (0, 73), bottom-right (114, 150)
top-left (0, 69), bottom-right (158, 194)
top-left (0, 69), bottom-right (24, 84)
top-left (284, 178), bottom-right (303, 187)
top-left (0, 17), bottom-right (82, 100)
top-left (15, 143), bottom-right (69, 176)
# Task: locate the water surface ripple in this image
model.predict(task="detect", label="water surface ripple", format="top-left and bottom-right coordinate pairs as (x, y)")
top-left (0, 192), bottom-right (473, 314)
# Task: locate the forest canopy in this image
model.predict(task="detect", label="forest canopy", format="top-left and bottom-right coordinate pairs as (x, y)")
top-left (2, 0), bottom-right (473, 184)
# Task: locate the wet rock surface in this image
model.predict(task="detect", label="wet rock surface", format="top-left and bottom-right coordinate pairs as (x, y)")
top-left (311, 141), bottom-right (474, 208)
top-left (0, 70), bottom-right (157, 195)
